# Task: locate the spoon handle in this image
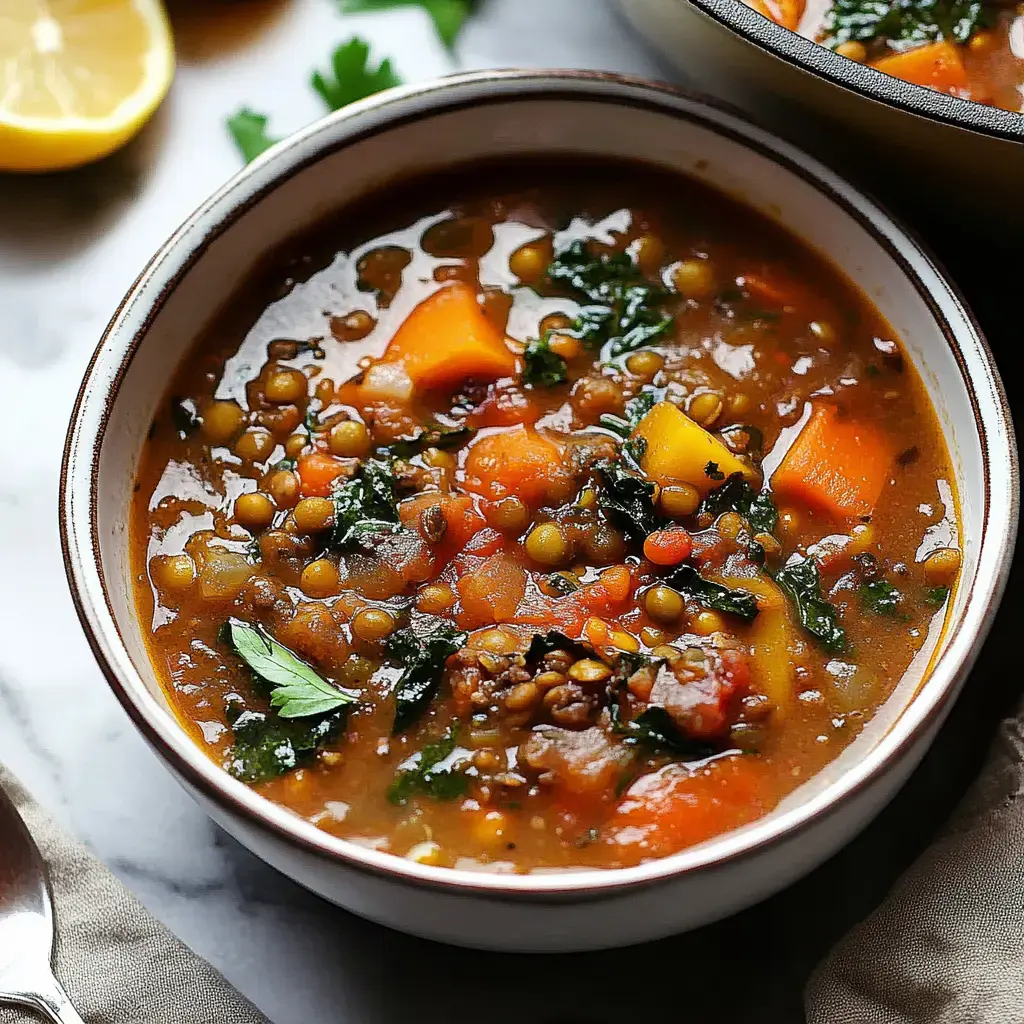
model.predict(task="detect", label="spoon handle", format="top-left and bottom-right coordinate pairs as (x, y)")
top-left (7, 970), bottom-right (86, 1024)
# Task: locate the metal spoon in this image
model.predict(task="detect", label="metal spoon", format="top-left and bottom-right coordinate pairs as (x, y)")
top-left (0, 783), bottom-right (86, 1023)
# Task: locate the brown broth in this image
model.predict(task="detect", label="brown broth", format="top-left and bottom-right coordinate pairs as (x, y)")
top-left (130, 160), bottom-right (959, 873)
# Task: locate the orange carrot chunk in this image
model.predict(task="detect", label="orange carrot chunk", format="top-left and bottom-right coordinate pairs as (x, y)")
top-left (379, 282), bottom-right (517, 391)
top-left (871, 41), bottom-right (970, 97)
top-left (745, 0), bottom-right (805, 31)
top-left (770, 404), bottom-right (894, 519)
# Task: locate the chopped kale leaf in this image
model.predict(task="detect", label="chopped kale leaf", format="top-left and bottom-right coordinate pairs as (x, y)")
top-left (545, 239), bottom-right (673, 360)
top-left (593, 457), bottom-right (660, 541)
top-left (826, 0), bottom-right (990, 46)
top-left (859, 579), bottom-right (904, 617)
top-left (224, 702), bottom-right (346, 783)
top-left (525, 629), bottom-right (591, 664)
top-left (330, 456), bottom-right (407, 551)
top-left (523, 334), bottom-right (569, 387)
top-left (662, 565), bottom-right (761, 623)
top-left (700, 473), bottom-right (779, 536)
top-left (387, 616), bottom-right (468, 733)
top-left (387, 723), bottom-right (469, 805)
top-left (924, 585), bottom-right (951, 607)
top-left (776, 555), bottom-right (847, 652)
top-left (171, 397), bottom-right (201, 438)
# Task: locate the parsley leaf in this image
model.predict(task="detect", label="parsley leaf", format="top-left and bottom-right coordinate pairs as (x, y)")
top-left (223, 618), bottom-right (358, 718)
top-left (776, 556), bottom-right (847, 652)
top-left (661, 565), bottom-right (761, 623)
top-left (227, 108), bottom-right (280, 163)
top-left (523, 334), bottom-right (569, 387)
top-left (224, 701), bottom-right (346, 783)
top-left (337, 0), bottom-right (478, 48)
top-left (312, 37), bottom-right (403, 111)
top-left (387, 724), bottom-right (469, 805)
top-left (860, 579), bottom-right (904, 617)
top-left (700, 473), bottom-right (779, 536)
top-left (924, 585), bottom-right (950, 607)
top-left (387, 616), bottom-right (468, 732)
top-left (826, 0), bottom-right (990, 46)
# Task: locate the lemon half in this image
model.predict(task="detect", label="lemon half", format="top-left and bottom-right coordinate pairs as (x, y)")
top-left (0, 0), bottom-right (175, 172)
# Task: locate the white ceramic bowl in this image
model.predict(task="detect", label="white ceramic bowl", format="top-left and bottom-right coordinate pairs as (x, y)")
top-left (60, 70), bottom-right (1017, 952)
top-left (615, 0), bottom-right (1024, 225)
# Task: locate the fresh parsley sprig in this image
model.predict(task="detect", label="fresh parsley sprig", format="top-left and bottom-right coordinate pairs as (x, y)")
top-left (223, 618), bottom-right (358, 718)
top-left (227, 36), bottom-right (404, 163)
top-left (337, 0), bottom-right (480, 48)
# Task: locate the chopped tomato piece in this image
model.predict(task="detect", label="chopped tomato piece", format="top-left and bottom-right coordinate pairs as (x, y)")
top-left (297, 452), bottom-right (348, 497)
top-left (466, 385), bottom-right (542, 427)
top-left (643, 528), bottom-right (693, 566)
top-left (456, 553), bottom-right (528, 626)
top-left (607, 756), bottom-right (770, 864)
top-left (398, 493), bottom-right (488, 571)
top-left (463, 425), bottom-right (574, 506)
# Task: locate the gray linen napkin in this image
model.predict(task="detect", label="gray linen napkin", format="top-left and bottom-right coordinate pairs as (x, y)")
top-left (806, 700), bottom-right (1024, 1022)
top-left (0, 766), bottom-right (269, 1024)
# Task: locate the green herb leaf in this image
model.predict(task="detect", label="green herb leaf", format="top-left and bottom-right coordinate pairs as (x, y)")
top-left (523, 334), bottom-right (568, 387)
top-left (860, 579), bottom-right (904, 617)
top-left (825, 0), bottom-right (990, 46)
top-left (924, 585), bottom-right (950, 607)
top-left (525, 629), bottom-right (591, 664)
top-left (776, 556), bottom-right (847, 652)
top-left (593, 457), bottom-right (659, 541)
top-left (388, 423), bottom-right (475, 458)
top-left (311, 37), bottom-right (403, 112)
top-left (545, 240), bottom-right (673, 360)
top-left (700, 473), bottom-right (779, 535)
top-left (387, 617), bottom-right (468, 732)
top-left (331, 456), bottom-right (407, 551)
top-left (599, 386), bottom-right (666, 438)
top-left (224, 619), bottom-right (358, 718)
top-left (662, 565), bottom-right (761, 623)
top-left (224, 702), bottom-right (346, 783)
top-left (387, 723), bottom-right (469, 805)
top-left (227, 108), bottom-right (280, 163)
top-left (337, 0), bottom-right (477, 48)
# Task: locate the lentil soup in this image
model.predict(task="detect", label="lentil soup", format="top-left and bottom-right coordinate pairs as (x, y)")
top-left (131, 161), bottom-right (960, 873)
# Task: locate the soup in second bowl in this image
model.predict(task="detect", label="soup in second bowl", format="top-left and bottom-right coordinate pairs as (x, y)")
top-left (131, 160), bottom-right (960, 872)
top-left (746, 0), bottom-right (1024, 111)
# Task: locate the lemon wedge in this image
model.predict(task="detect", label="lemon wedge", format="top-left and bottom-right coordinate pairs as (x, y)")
top-left (0, 0), bottom-right (175, 172)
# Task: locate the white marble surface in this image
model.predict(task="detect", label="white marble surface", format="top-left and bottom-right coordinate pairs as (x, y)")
top-left (0, 2), bottom-right (1015, 1021)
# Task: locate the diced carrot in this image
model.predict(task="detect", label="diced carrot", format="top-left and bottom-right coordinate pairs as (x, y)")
top-left (296, 452), bottom-right (348, 497)
top-left (456, 553), bottom-right (528, 626)
top-left (462, 425), bottom-right (574, 505)
top-left (643, 528), bottom-right (693, 566)
top-left (770, 404), bottom-right (894, 519)
top-left (871, 41), bottom-right (969, 97)
top-left (606, 756), bottom-right (770, 864)
top-left (379, 283), bottom-right (518, 391)
top-left (745, 0), bottom-right (805, 31)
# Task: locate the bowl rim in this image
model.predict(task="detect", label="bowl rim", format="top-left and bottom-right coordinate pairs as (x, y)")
top-left (661, 0), bottom-right (1024, 142)
top-left (60, 68), bottom-right (1018, 901)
